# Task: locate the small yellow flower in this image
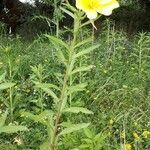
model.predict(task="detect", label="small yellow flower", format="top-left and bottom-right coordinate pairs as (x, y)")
top-left (142, 131), bottom-right (150, 138)
top-left (133, 132), bottom-right (140, 141)
top-left (125, 144), bottom-right (132, 150)
top-left (76, 0), bottom-right (119, 19)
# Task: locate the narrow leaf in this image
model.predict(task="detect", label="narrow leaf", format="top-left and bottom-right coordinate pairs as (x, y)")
top-left (71, 65), bottom-right (94, 75)
top-left (75, 44), bottom-right (100, 58)
top-left (63, 107), bottom-right (93, 114)
top-left (0, 111), bottom-right (8, 127)
top-left (58, 123), bottom-right (90, 136)
top-left (45, 34), bottom-right (69, 50)
top-left (74, 38), bottom-right (92, 49)
top-left (55, 49), bottom-right (67, 66)
top-left (41, 88), bottom-right (59, 103)
top-left (60, 7), bottom-right (75, 19)
top-left (68, 83), bottom-right (87, 94)
top-left (0, 125), bottom-right (27, 134)
top-left (0, 83), bottom-right (15, 90)
top-left (21, 110), bottom-right (53, 125)
top-left (0, 73), bottom-right (6, 83)
top-left (34, 82), bottom-right (60, 91)
top-left (84, 128), bottom-right (94, 138)
top-left (62, 2), bottom-right (77, 12)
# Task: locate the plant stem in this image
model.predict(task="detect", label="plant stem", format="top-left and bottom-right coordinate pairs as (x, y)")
top-left (50, 14), bottom-right (80, 150)
top-left (8, 59), bottom-right (13, 122)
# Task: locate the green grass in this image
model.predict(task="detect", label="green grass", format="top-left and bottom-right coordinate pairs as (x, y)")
top-left (0, 22), bottom-right (149, 150)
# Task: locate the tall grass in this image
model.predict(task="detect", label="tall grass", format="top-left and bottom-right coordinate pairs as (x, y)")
top-left (0, 19), bottom-right (149, 149)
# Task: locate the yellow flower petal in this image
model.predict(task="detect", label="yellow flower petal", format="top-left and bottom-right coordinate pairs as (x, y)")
top-left (85, 10), bottom-right (98, 19)
top-left (76, 0), bottom-right (119, 19)
top-left (125, 144), bottom-right (132, 150)
top-left (97, 0), bottom-right (119, 16)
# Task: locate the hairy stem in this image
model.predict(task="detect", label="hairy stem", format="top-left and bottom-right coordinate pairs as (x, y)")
top-left (50, 15), bottom-right (80, 150)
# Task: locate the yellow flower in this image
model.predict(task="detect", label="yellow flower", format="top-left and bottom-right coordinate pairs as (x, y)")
top-left (142, 131), bottom-right (150, 138)
top-left (125, 144), bottom-right (132, 150)
top-left (133, 132), bottom-right (140, 141)
top-left (76, 0), bottom-right (119, 19)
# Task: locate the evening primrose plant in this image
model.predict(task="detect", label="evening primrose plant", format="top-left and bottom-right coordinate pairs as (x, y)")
top-left (22, 0), bottom-right (119, 149)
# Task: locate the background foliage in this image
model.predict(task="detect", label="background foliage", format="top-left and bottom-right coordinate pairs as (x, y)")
top-left (0, 0), bottom-right (149, 149)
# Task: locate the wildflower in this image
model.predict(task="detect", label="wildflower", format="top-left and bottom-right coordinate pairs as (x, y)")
top-left (125, 144), bottom-right (132, 150)
top-left (76, 0), bottom-right (119, 19)
top-left (142, 131), bottom-right (150, 138)
top-left (133, 132), bottom-right (140, 141)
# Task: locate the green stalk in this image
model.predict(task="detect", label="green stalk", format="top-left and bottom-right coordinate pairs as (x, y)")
top-left (8, 59), bottom-right (13, 122)
top-left (50, 14), bottom-right (80, 150)
top-left (39, 75), bottom-right (43, 112)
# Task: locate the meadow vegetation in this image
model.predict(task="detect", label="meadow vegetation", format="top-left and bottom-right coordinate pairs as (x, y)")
top-left (0, 0), bottom-right (149, 150)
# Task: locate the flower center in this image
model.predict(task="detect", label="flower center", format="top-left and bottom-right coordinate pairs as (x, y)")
top-left (87, 1), bottom-right (100, 10)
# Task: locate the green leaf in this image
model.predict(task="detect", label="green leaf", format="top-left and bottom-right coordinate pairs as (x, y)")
top-left (63, 107), bottom-right (93, 114)
top-left (71, 65), bottom-right (94, 75)
top-left (34, 82), bottom-right (60, 91)
top-left (55, 48), bottom-right (67, 66)
top-left (68, 83), bottom-right (87, 94)
top-left (34, 82), bottom-right (59, 103)
top-left (75, 44), bottom-right (100, 58)
top-left (0, 125), bottom-right (27, 134)
top-left (84, 128), bottom-right (94, 138)
top-left (0, 83), bottom-right (15, 90)
top-left (40, 141), bottom-right (49, 150)
top-left (41, 88), bottom-right (59, 103)
top-left (60, 7), bottom-right (75, 19)
top-left (58, 123), bottom-right (90, 136)
top-left (62, 2), bottom-right (77, 12)
top-left (74, 38), bottom-right (93, 49)
top-left (21, 110), bottom-right (53, 125)
top-left (0, 111), bottom-right (8, 127)
top-left (45, 35), bottom-right (69, 50)
top-left (0, 72), bottom-right (6, 83)
top-left (79, 144), bottom-right (90, 149)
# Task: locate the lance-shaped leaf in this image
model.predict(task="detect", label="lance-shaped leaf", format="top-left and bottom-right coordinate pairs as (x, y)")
top-left (45, 34), bottom-right (69, 50)
top-left (0, 111), bottom-right (8, 127)
top-left (58, 123), bottom-right (90, 136)
top-left (0, 83), bottom-right (15, 90)
top-left (75, 44), bottom-right (100, 58)
top-left (34, 82), bottom-right (59, 103)
top-left (71, 65), bottom-right (94, 75)
top-left (0, 72), bottom-right (6, 83)
top-left (55, 48), bottom-right (67, 66)
top-left (34, 82), bottom-right (60, 91)
top-left (63, 107), bottom-right (93, 114)
top-left (74, 38), bottom-right (93, 49)
top-left (62, 2), bottom-right (77, 12)
top-left (21, 110), bottom-right (54, 125)
top-left (84, 128), bottom-right (94, 138)
top-left (68, 83), bottom-right (87, 94)
top-left (0, 125), bottom-right (27, 134)
top-left (41, 88), bottom-right (59, 103)
top-left (60, 7), bottom-right (75, 19)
